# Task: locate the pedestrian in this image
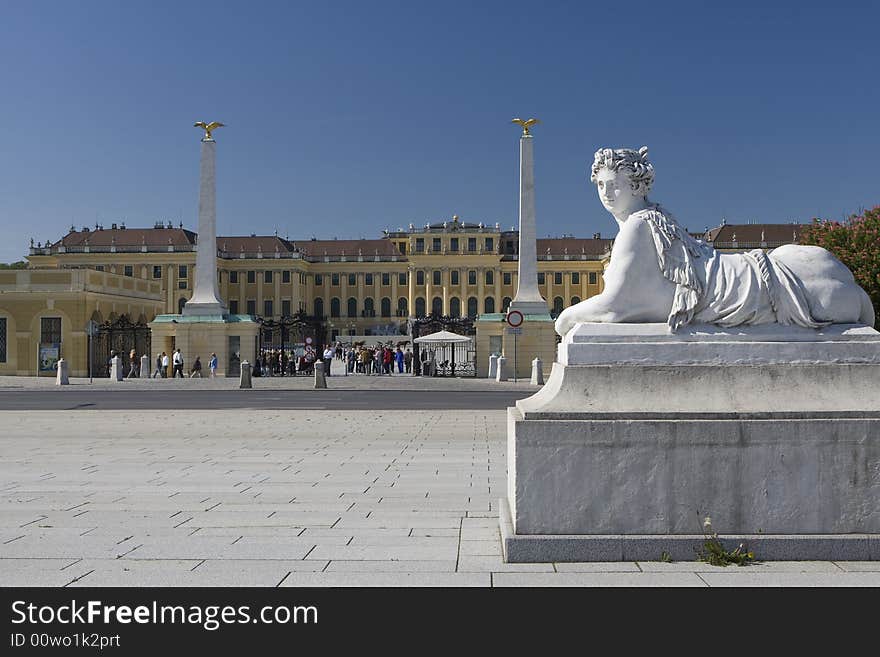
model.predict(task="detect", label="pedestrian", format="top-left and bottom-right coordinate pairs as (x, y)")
top-left (126, 348), bottom-right (138, 378)
top-left (108, 349), bottom-right (116, 377)
top-left (152, 353), bottom-right (162, 378)
top-left (190, 355), bottom-right (202, 378)
top-left (404, 348), bottom-right (413, 374)
top-left (172, 348), bottom-right (184, 378)
top-left (209, 352), bottom-right (218, 377)
top-left (323, 345), bottom-right (334, 376)
top-left (161, 351), bottom-right (169, 378)
top-left (396, 346), bottom-right (404, 373)
top-left (383, 346), bottom-right (392, 375)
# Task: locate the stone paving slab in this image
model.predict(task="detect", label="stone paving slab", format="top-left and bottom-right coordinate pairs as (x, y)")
top-left (1, 409), bottom-right (878, 587)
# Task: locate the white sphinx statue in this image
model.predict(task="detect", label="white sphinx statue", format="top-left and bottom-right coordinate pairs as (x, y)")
top-left (554, 146), bottom-right (875, 337)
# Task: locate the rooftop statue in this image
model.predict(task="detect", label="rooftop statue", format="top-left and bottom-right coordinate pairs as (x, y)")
top-left (554, 147), bottom-right (875, 337)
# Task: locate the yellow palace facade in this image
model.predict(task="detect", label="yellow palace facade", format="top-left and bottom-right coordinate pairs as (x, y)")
top-left (1, 216), bottom-right (612, 376)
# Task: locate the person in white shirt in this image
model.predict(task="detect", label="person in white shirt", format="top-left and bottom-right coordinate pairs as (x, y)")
top-left (322, 346), bottom-right (334, 376)
top-left (172, 349), bottom-right (184, 378)
top-left (161, 351), bottom-right (169, 378)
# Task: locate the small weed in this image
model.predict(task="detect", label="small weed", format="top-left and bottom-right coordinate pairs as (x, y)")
top-left (659, 551), bottom-right (673, 563)
top-left (695, 516), bottom-right (755, 567)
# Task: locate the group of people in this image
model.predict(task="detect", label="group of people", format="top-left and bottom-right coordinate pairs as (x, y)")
top-left (107, 349), bottom-right (217, 378)
top-left (337, 343), bottom-right (413, 376)
top-left (253, 348), bottom-right (313, 377)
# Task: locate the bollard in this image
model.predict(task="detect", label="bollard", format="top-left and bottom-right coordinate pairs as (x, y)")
top-left (495, 356), bottom-right (508, 382)
top-left (110, 355), bottom-right (124, 381)
top-left (140, 354), bottom-right (150, 379)
top-left (314, 361), bottom-right (327, 388)
top-left (530, 357), bottom-right (544, 385)
top-left (55, 358), bottom-right (69, 385)
top-left (239, 360), bottom-right (252, 389)
top-left (488, 353), bottom-right (498, 379)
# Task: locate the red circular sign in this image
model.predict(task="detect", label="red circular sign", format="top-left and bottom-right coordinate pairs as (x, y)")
top-left (506, 310), bottom-right (524, 327)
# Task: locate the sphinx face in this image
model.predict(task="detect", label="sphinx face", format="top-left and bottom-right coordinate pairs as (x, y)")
top-left (595, 167), bottom-right (644, 219)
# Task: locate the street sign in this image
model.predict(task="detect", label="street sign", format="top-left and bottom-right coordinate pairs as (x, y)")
top-left (506, 327), bottom-right (523, 335)
top-left (506, 310), bottom-right (524, 328)
top-left (305, 337), bottom-right (313, 345)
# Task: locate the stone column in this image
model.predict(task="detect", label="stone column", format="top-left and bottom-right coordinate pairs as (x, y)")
top-left (425, 272), bottom-right (433, 314)
top-left (407, 267), bottom-right (415, 317)
top-left (391, 270), bottom-right (399, 316)
top-left (509, 129), bottom-right (547, 315)
top-left (442, 267), bottom-right (449, 315)
top-left (494, 267), bottom-right (501, 309)
top-left (183, 136), bottom-right (227, 316)
top-left (477, 267), bottom-right (485, 313)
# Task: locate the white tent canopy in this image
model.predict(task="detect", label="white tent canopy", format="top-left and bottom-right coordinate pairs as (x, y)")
top-left (414, 330), bottom-right (472, 344)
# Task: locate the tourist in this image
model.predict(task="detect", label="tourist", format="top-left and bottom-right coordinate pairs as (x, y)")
top-left (190, 355), bottom-right (202, 378)
top-left (396, 346), bottom-right (404, 373)
top-left (161, 351), bottom-right (169, 378)
top-left (107, 349), bottom-right (116, 377)
top-left (126, 348), bottom-right (138, 378)
top-left (383, 346), bottom-right (392, 374)
top-left (209, 353), bottom-right (218, 377)
top-left (323, 345), bottom-right (334, 376)
top-left (152, 353), bottom-right (162, 378)
top-left (172, 348), bottom-right (184, 378)
top-left (253, 355), bottom-right (262, 377)
top-left (404, 348), bottom-right (412, 373)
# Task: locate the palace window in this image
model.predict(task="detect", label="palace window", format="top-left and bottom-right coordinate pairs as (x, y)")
top-left (484, 237), bottom-right (494, 252)
top-left (314, 298), bottom-right (324, 318)
top-left (178, 280), bottom-right (187, 289)
top-left (415, 238), bottom-right (425, 253)
top-left (538, 273), bottom-right (545, 285)
top-left (247, 270), bottom-right (256, 284)
top-left (589, 272), bottom-right (598, 285)
top-left (432, 237), bottom-right (441, 252)
top-left (431, 297), bottom-right (442, 315)
top-left (348, 273), bottom-right (356, 286)
top-left (381, 297), bottom-right (391, 317)
top-left (347, 298), bottom-right (357, 317)
top-left (468, 270), bottom-right (476, 285)
top-left (467, 297), bottom-right (478, 318)
top-left (450, 238), bottom-right (459, 252)
top-left (484, 297), bottom-right (495, 313)
top-left (553, 297), bottom-right (564, 315)
top-left (331, 273), bottom-right (340, 286)
top-left (503, 272), bottom-right (511, 285)
top-left (502, 296), bottom-right (512, 311)
top-left (571, 272), bottom-right (580, 285)
top-left (41, 317), bottom-right (61, 344)
top-left (282, 300), bottom-right (291, 316)
top-left (330, 298), bottom-right (340, 317)
top-left (264, 270), bottom-right (272, 283)
top-left (282, 270), bottom-right (291, 284)
top-left (450, 297), bottom-right (461, 317)
top-left (467, 237), bottom-right (476, 252)
top-left (571, 296), bottom-right (581, 305)
top-left (397, 241), bottom-right (406, 255)
top-left (264, 300), bottom-right (273, 317)
top-left (432, 270), bottom-right (441, 286)
top-left (365, 273), bottom-right (373, 286)
top-left (398, 273), bottom-right (406, 285)
top-left (314, 274), bottom-right (323, 285)
top-left (124, 265), bottom-right (133, 277)
top-left (153, 265), bottom-right (162, 279)
top-left (382, 273), bottom-right (390, 286)
top-left (397, 297), bottom-right (408, 315)
top-left (416, 271), bottom-right (425, 285)
top-left (363, 298), bottom-right (375, 317)
top-left (554, 272), bottom-right (563, 285)
top-left (451, 270), bottom-right (459, 285)
top-left (229, 300), bottom-right (239, 314)
top-left (230, 271), bottom-right (238, 284)
top-left (95, 265), bottom-right (104, 272)
top-left (415, 297), bottom-right (426, 316)
top-left (485, 270), bottom-right (494, 285)
top-left (246, 300), bottom-right (256, 315)
top-left (0, 317), bottom-right (6, 362)
top-left (179, 265), bottom-right (188, 279)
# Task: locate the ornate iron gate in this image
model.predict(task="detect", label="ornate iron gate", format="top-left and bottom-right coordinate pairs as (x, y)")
top-left (408, 314), bottom-right (476, 377)
top-left (89, 316), bottom-right (151, 377)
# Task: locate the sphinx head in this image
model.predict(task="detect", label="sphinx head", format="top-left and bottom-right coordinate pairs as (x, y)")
top-left (590, 146), bottom-right (654, 217)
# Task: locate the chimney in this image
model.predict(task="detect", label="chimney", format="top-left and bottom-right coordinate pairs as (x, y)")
top-left (111, 222), bottom-right (117, 229)
top-left (593, 232), bottom-right (601, 239)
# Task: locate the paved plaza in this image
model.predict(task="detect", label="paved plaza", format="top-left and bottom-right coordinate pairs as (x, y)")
top-left (2, 395), bottom-right (879, 587)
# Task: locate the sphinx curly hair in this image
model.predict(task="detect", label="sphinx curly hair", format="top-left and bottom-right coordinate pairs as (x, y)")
top-left (589, 146), bottom-right (654, 195)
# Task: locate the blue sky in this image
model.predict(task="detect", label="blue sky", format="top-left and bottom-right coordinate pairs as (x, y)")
top-left (1, 0), bottom-right (878, 263)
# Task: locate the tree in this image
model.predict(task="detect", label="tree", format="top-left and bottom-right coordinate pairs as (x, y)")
top-left (0, 261), bottom-right (27, 269)
top-left (800, 206), bottom-right (880, 328)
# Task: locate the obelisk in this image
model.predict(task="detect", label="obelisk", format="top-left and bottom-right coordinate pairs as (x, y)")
top-left (508, 118), bottom-right (548, 316)
top-left (183, 121), bottom-right (227, 316)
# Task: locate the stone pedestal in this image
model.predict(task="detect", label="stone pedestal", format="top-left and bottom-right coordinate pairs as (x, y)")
top-left (55, 358), bottom-right (69, 385)
top-left (239, 360), bottom-right (252, 389)
top-left (149, 314), bottom-right (259, 378)
top-left (488, 353), bottom-right (498, 379)
top-left (530, 357), bottom-right (543, 385)
top-left (139, 354), bottom-right (150, 378)
top-left (314, 362), bottom-right (327, 388)
top-left (110, 356), bottom-right (123, 381)
top-left (502, 322), bottom-right (880, 562)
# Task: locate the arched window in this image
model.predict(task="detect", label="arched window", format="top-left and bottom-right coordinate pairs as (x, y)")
top-left (330, 298), bottom-right (340, 318)
top-left (364, 297), bottom-right (375, 317)
top-left (347, 297), bottom-right (357, 318)
top-left (484, 297), bottom-right (495, 314)
top-left (381, 297), bottom-right (391, 317)
top-left (571, 296), bottom-right (581, 306)
top-left (467, 297), bottom-right (478, 318)
top-left (552, 296), bottom-right (564, 316)
top-left (415, 297), bottom-right (426, 317)
top-left (178, 297), bottom-right (187, 314)
top-left (397, 297), bottom-right (408, 316)
top-left (432, 297), bottom-right (443, 315)
top-left (314, 298), bottom-right (324, 318)
top-left (502, 296), bottom-right (512, 311)
top-left (450, 297), bottom-right (461, 318)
